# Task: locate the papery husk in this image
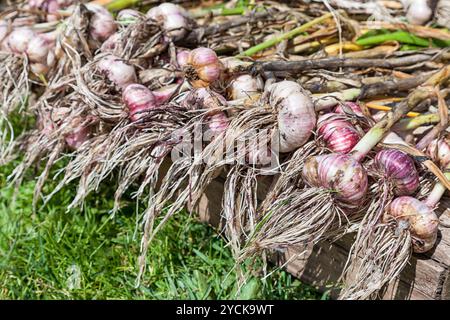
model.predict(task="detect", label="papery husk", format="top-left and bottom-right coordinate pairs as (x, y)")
top-left (338, 166), bottom-right (434, 300)
top-left (136, 111), bottom-right (230, 284)
top-left (0, 53), bottom-right (30, 164)
top-left (9, 94), bottom-right (95, 211)
top-left (2, 3), bottom-right (96, 188)
top-left (436, 0), bottom-right (450, 29)
top-left (242, 185), bottom-right (365, 261)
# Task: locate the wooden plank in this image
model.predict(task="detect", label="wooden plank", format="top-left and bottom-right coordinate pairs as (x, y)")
top-left (441, 270), bottom-right (450, 300)
top-left (192, 173), bottom-right (450, 300)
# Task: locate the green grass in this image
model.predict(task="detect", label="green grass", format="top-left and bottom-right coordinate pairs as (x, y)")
top-left (0, 162), bottom-right (323, 300)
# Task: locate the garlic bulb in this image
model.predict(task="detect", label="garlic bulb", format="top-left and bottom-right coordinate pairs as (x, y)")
top-left (28, 0), bottom-right (76, 21)
top-left (117, 9), bottom-right (144, 22)
top-left (122, 84), bottom-right (159, 122)
top-left (427, 134), bottom-right (450, 169)
top-left (176, 49), bottom-right (190, 68)
top-left (374, 149), bottom-right (419, 196)
top-left (86, 4), bottom-right (117, 46)
top-left (183, 87), bottom-right (227, 110)
top-left (228, 74), bottom-right (264, 100)
top-left (436, 0), bottom-right (450, 28)
top-left (317, 113), bottom-right (360, 154)
top-left (100, 32), bottom-right (120, 53)
top-left (147, 3), bottom-right (191, 41)
top-left (388, 196), bottom-right (439, 252)
top-left (267, 81), bottom-right (316, 153)
top-left (318, 154), bottom-right (368, 204)
top-left (7, 28), bottom-right (35, 53)
top-left (207, 112), bottom-right (229, 135)
top-left (334, 102), bottom-right (364, 117)
top-left (65, 117), bottom-right (92, 150)
top-left (302, 154), bottom-right (326, 187)
top-left (185, 47), bottom-right (222, 88)
top-left (404, 0), bottom-right (433, 25)
top-left (26, 35), bottom-right (50, 63)
top-left (97, 55), bottom-right (137, 90)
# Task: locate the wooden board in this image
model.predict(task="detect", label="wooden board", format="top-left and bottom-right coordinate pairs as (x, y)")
top-left (193, 174), bottom-right (450, 300)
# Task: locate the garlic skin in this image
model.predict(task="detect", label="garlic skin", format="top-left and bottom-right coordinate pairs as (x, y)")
top-left (228, 74), bottom-right (264, 100)
top-left (374, 149), bottom-right (419, 196)
top-left (65, 117), bottom-right (92, 150)
top-left (317, 113), bottom-right (360, 154)
top-left (302, 155), bottom-right (326, 187)
top-left (122, 84), bottom-right (159, 122)
top-left (7, 28), bottom-right (35, 54)
top-left (176, 49), bottom-right (190, 68)
top-left (117, 9), bottom-right (144, 22)
top-left (26, 35), bottom-right (50, 63)
top-left (86, 4), bottom-right (117, 46)
top-left (100, 32), bottom-right (120, 53)
top-left (427, 134), bottom-right (450, 169)
top-left (389, 196), bottom-right (439, 253)
top-left (97, 55), bottom-right (137, 90)
top-left (247, 146), bottom-right (273, 166)
top-left (302, 153), bottom-right (368, 205)
top-left (30, 62), bottom-right (50, 75)
top-left (334, 102), bottom-right (364, 117)
top-left (267, 81), bottom-right (316, 153)
top-left (207, 112), bottom-right (229, 135)
top-left (147, 3), bottom-right (191, 41)
top-left (28, 0), bottom-right (75, 21)
top-left (436, 0), bottom-right (450, 28)
top-left (185, 47), bottom-right (222, 88)
top-left (405, 0), bottom-right (433, 25)
top-left (184, 87), bottom-right (227, 110)
top-left (317, 154), bottom-right (368, 205)
top-left (0, 20), bottom-right (9, 45)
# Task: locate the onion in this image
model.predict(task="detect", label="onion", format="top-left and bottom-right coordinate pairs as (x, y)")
top-left (317, 113), bottom-right (360, 154)
top-left (147, 3), bottom-right (191, 41)
top-left (97, 55), bottom-right (137, 90)
top-left (267, 81), bottom-right (316, 153)
top-left (122, 84), bottom-right (159, 122)
top-left (373, 149), bottom-right (419, 196)
top-left (185, 47), bottom-right (222, 88)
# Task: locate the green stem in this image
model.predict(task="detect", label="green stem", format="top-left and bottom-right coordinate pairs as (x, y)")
top-left (356, 30), bottom-right (430, 47)
top-left (237, 12), bottom-right (334, 57)
top-left (425, 169), bottom-right (450, 208)
top-left (105, 0), bottom-right (140, 12)
top-left (350, 66), bottom-right (450, 162)
top-left (313, 88), bottom-right (361, 111)
top-left (191, 6), bottom-right (248, 18)
top-left (394, 113), bottom-right (440, 131)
